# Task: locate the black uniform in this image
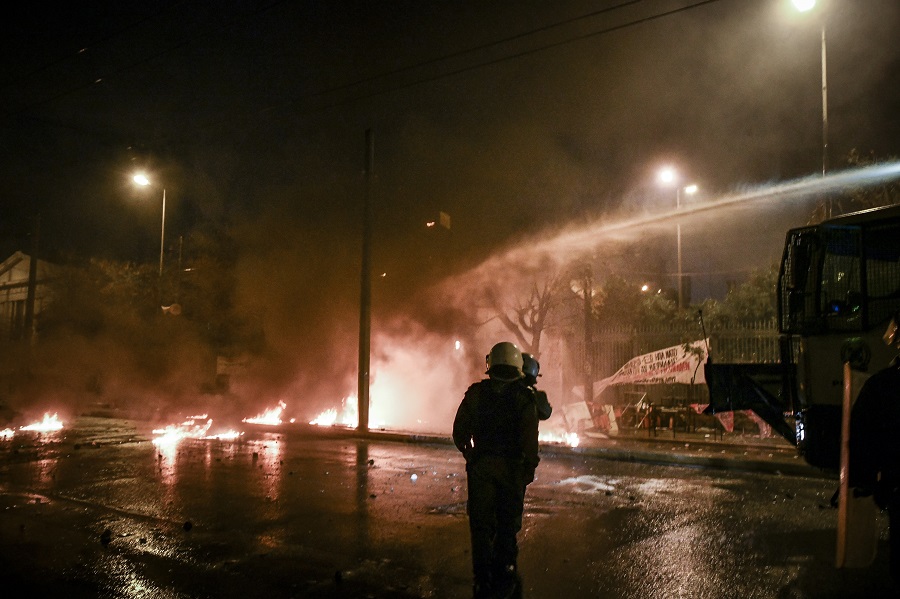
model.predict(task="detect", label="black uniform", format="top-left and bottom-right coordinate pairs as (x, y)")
top-left (521, 373), bottom-right (552, 421)
top-left (849, 357), bottom-right (900, 582)
top-left (453, 377), bottom-right (540, 597)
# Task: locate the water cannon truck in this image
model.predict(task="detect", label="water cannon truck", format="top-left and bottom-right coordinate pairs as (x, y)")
top-left (704, 203), bottom-right (900, 471)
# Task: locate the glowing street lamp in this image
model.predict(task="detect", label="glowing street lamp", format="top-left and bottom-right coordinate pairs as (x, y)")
top-left (657, 167), bottom-right (698, 309)
top-left (791, 0), bottom-right (828, 176)
top-left (657, 166), bottom-right (676, 187)
top-left (132, 173), bottom-right (166, 277)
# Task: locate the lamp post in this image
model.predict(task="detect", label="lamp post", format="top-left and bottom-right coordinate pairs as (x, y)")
top-left (791, 0), bottom-right (828, 176)
top-left (133, 173), bottom-right (166, 277)
top-left (657, 167), bottom-right (698, 309)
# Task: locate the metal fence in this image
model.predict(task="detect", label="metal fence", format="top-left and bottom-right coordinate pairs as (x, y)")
top-left (577, 319), bottom-right (778, 380)
top-left (564, 319), bottom-right (781, 410)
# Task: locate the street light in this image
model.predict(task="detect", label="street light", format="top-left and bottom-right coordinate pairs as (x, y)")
top-left (657, 167), bottom-right (698, 309)
top-left (791, 0), bottom-right (828, 176)
top-left (132, 173), bottom-right (166, 277)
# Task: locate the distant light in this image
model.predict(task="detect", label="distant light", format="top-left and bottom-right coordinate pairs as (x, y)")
top-left (641, 284), bottom-right (650, 292)
top-left (426, 221), bottom-right (436, 228)
top-left (380, 272), bottom-right (387, 278)
top-left (657, 166), bottom-right (677, 186)
top-left (455, 340), bottom-right (461, 351)
top-left (791, 0), bottom-right (815, 12)
top-left (133, 173), bottom-right (150, 186)
top-left (684, 184), bottom-right (698, 195)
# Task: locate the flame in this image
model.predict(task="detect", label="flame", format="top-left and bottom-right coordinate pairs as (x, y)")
top-left (243, 400), bottom-right (294, 426)
top-left (309, 407), bottom-right (341, 427)
top-left (0, 428), bottom-right (14, 439)
top-left (310, 399), bottom-right (358, 427)
top-left (152, 414), bottom-right (242, 447)
top-left (539, 430), bottom-right (580, 448)
top-left (309, 394), bottom-right (388, 429)
top-left (20, 413), bottom-right (64, 433)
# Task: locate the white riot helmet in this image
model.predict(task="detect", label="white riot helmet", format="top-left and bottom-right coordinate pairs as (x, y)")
top-left (485, 342), bottom-right (524, 381)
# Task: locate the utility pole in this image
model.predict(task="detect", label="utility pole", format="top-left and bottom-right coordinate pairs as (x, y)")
top-left (24, 214), bottom-right (40, 344)
top-left (820, 23), bottom-right (828, 178)
top-left (582, 267), bottom-right (593, 410)
top-left (358, 130), bottom-right (374, 433)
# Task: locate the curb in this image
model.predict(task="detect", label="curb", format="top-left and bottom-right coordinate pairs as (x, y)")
top-left (277, 424), bottom-right (834, 479)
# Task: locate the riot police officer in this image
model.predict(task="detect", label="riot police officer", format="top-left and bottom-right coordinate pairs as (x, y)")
top-left (453, 341), bottom-right (540, 599)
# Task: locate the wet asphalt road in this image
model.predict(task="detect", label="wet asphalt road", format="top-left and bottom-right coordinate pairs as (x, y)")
top-left (0, 418), bottom-right (897, 599)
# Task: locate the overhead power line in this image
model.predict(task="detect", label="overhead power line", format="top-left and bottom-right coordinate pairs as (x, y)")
top-left (229, 0), bottom-right (729, 140)
top-left (3, 0), bottom-right (727, 140)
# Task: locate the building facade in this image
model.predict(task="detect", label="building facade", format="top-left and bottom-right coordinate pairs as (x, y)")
top-left (0, 252), bottom-right (55, 342)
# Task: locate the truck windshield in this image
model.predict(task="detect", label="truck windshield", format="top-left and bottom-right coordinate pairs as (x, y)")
top-left (818, 226), bottom-right (862, 330)
top-left (780, 219), bottom-right (900, 335)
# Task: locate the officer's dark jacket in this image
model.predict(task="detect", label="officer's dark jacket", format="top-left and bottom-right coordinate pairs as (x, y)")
top-left (452, 378), bottom-right (540, 482)
top-left (850, 360), bottom-right (900, 491)
top-left (521, 376), bottom-right (552, 421)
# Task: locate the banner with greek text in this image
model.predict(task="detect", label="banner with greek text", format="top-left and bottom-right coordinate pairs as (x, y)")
top-left (596, 339), bottom-right (709, 392)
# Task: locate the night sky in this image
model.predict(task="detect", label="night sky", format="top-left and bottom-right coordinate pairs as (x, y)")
top-left (1, 0), bottom-right (899, 417)
top-left (2, 1), bottom-right (898, 263)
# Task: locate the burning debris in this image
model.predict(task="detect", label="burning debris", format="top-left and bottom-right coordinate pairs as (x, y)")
top-left (310, 399), bottom-right (357, 428)
top-left (0, 401), bottom-right (581, 450)
top-left (307, 393), bottom-right (389, 430)
top-left (242, 401), bottom-right (294, 426)
top-left (538, 431), bottom-right (580, 448)
top-left (0, 413), bottom-right (66, 438)
top-left (151, 415), bottom-right (243, 447)
top-left (20, 413), bottom-right (64, 432)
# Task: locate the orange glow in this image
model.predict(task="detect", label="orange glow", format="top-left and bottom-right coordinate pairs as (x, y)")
top-left (20, 413), bottom-right (64, 432)
top-left (0, 428), bottom-right (14, 439)
top-left (309, 330), bottom-right (471, 431)
top-left (243, 401), bottom-right (289, 426)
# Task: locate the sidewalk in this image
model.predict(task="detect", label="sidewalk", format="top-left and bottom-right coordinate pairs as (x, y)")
top-left (565, 427), bottom-right (829, 478)
top-left (306, 422), bottom-right (833, 480)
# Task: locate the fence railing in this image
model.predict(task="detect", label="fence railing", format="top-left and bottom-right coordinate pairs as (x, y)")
top-left (576, 319), bottom-right (780, 381)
